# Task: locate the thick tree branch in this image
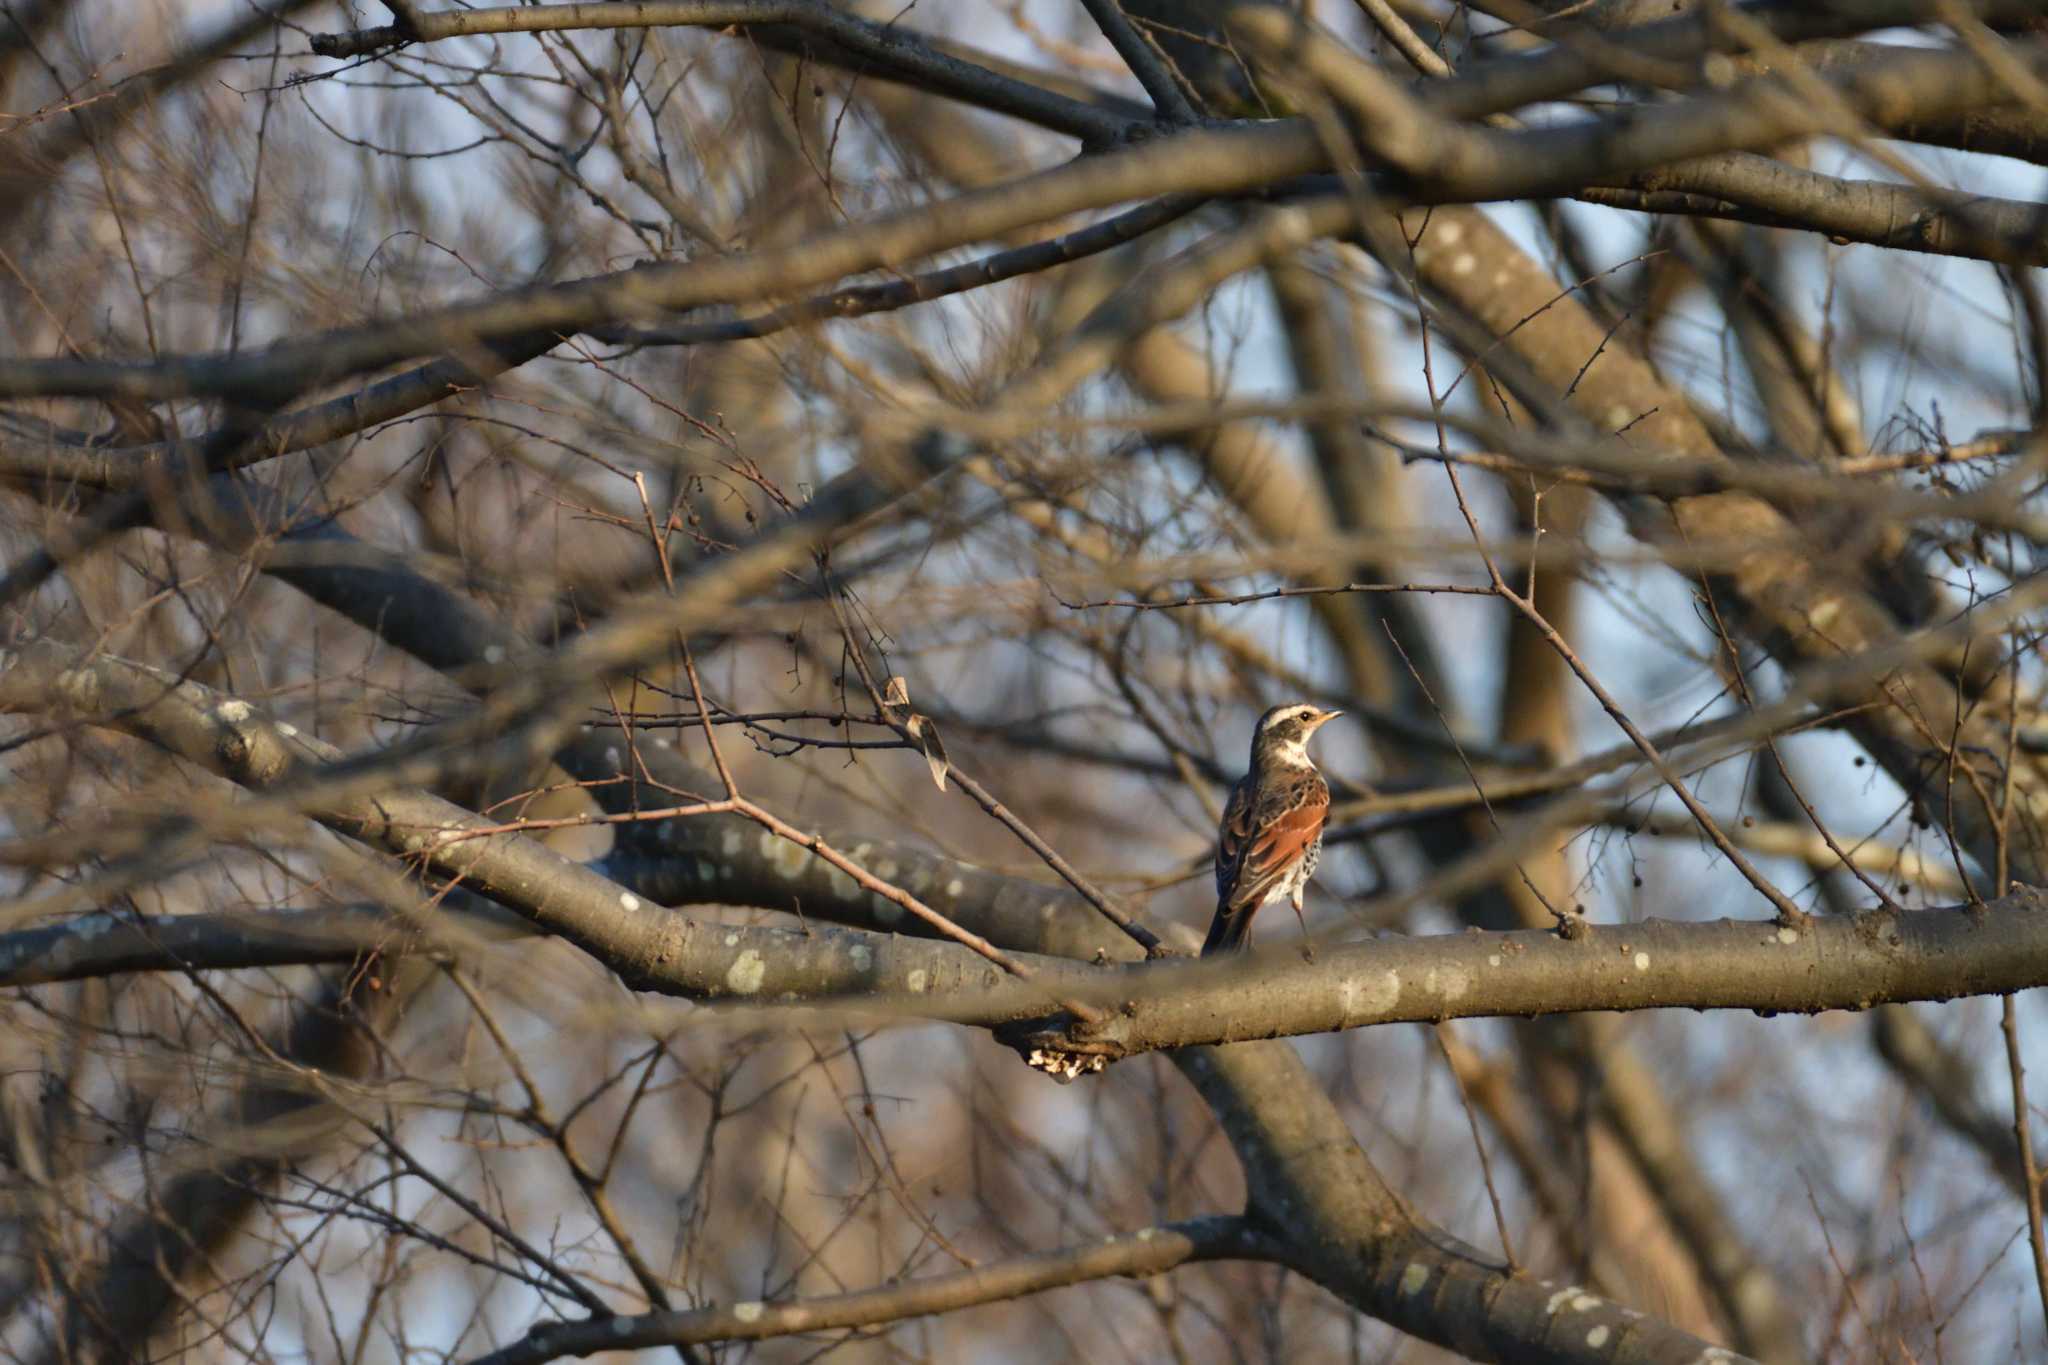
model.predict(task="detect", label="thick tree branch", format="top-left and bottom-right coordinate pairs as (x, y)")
top-left (0, 905), bottom-right (439, 986)
top-left (1580, 152), bottom-right (2048, 267)
top-left (1176, 1040), bottom-right (1741, 1364)
top-left (1417, 0), bottom-right (2040, 125)
top-left (1761, 36), bottom-right (2048, 165)
top-left (999, 893), bottom-right (2048, 1061)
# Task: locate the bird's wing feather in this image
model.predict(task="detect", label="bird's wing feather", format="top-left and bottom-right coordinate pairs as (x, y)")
top-left (1220, 788), bottom-right (1328, 916)
top-left (1214, 775), bottom-right (1255, 903)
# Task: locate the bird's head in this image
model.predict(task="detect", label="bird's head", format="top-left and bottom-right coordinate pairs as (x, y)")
top-left (1249, 702), bottom-right (1342, 769)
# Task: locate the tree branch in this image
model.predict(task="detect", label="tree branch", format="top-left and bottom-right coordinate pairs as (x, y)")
top-left (5, 644), bottom-right (2045, 1062)
top-left (307, 0), bottom-right (1129, 144)
top-left (468, 1217), bottom-right (1251, 1364)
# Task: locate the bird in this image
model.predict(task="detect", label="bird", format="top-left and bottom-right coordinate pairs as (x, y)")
top-left (1202, 702), bottom-right (1341, 956)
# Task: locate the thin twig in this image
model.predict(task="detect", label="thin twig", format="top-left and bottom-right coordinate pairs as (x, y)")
top-left (2003, 996), bottom-right (2048, 1338)
top-left (1501, 587), bottom-right (1811, 927)
top-left (825, 585), bottom-right (1169, 959)
top-left (1063, 580), bottom-right (1499, 610)
top-left (1434, 1023), bottom-right (1520, 1272)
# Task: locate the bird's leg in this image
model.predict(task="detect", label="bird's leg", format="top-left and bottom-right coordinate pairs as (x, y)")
top-left (1291, 886), bottom-right (1315, 962)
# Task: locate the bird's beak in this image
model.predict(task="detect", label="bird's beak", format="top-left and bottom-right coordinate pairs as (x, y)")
top-left (1311, 709), bottom-right (1343, 731)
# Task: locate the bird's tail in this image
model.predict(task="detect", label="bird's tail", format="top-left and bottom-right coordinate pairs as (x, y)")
top-left (1200, 904), bottom-right (1248, 957)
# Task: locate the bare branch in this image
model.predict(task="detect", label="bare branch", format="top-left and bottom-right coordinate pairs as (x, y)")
top-left (471, 1217), bottom-right (1250, 1364)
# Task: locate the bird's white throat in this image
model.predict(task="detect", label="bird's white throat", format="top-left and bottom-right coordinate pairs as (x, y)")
top-left (1264, 738), bottom-right (1315, 769)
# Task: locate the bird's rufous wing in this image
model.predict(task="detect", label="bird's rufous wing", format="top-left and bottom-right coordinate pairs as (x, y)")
top-left (1222, 787), bottom-right (1328, 917)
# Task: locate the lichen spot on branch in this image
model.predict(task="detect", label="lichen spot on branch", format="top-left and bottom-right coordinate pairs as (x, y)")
top-left (725, 949), bottom-right (766, 994)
